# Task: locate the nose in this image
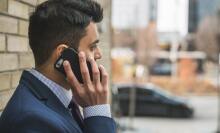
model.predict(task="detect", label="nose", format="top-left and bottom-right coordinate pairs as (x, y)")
top-left (94, 47), bottom-right (102, 60)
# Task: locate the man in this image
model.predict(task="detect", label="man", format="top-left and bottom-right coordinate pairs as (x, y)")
top-left (0, 0), bottom-right (116, 132)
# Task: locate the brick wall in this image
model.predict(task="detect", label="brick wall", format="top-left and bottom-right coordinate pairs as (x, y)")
top-left (0, 0), bottom-right (112, 111)
top-left (96, 0), bottom-right (112, 74)
top-left (0, 0), bottom-right (40, 111)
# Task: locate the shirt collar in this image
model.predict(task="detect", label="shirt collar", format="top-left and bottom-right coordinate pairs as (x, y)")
top-left (29, 69), bottom-right (72, 108)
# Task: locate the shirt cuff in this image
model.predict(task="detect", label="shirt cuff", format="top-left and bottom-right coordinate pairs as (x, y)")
top-left (83, 104), bottom-right (111, 119)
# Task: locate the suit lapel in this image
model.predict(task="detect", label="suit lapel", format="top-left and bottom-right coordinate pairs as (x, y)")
top-left (19, 70), bottom-right (82, 131)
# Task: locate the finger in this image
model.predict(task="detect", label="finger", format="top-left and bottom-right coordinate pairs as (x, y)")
top-left (79, 52), bottom-right (91, 84)
top-left (88, 57), bottom-right (100, 86)
top-left (63, 60), bottom-right (81, 91)
top-left (99, 65), bottom-right (108, 87)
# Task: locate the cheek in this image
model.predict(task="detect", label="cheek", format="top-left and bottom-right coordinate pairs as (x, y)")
top-left (77, 45), bottom-right (86, 52)
top-left (85, 50), bottom-right (95, 59)
top-left (78, 46), bottom-right (93, 57)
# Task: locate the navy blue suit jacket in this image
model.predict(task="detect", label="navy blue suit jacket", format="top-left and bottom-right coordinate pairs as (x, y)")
top-left (0, 71), bottom-right (116, 133)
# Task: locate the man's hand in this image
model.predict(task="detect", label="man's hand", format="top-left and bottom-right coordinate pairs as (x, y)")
top-left (63, 52), bottom-right (109, 108)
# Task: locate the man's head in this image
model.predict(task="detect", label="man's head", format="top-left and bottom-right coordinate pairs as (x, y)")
top-left (29, 0), bottom-right (103, 67)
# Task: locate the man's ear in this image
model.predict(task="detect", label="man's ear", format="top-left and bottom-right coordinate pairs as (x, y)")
top-left (55, 44), bottom-right (68, 58)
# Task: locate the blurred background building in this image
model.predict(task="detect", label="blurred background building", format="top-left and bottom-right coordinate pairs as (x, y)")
top-left (111, 0), bottom-right (220, 95)
top-left (111, 0), bottom-right (220, 132)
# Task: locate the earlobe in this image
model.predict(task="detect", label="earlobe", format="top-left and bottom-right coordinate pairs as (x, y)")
top-left (56, 44), bottom-right (68, 57)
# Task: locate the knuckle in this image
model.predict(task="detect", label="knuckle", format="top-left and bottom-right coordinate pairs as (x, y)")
top-left (85, 79), bottom-right (92, 85)
top-left (78, 91), bottom-right (84, 97)
top-left (86, 83), bottom-right (93, 89)
top-left (81, 70), bottom-right (88, 75)
top-left (103, 73), bottom-right (108, 78)
top-left (93, 70), bottom-right (100, 76)
top-left (97, 90), bottom-right (102, 95)
top-left (79, 56), bottom-right (84, 62)
top-left (67, 75), bottom-right (74, 82)
top-left (89, 88), bottom-right (95, 94)
top-left (96, 87), bottom-right (102, 94)
top-left (103, 88), bottom-right (108, 94)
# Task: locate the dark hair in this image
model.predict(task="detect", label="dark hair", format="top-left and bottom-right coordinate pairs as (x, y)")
top-left (29, 0), bottom-right (103, 66)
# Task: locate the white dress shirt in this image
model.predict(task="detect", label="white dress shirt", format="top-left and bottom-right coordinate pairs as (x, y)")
top-left (29, 69), bottom-right (111, 118)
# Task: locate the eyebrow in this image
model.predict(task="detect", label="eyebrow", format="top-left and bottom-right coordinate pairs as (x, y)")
top-left (89, 39), bottom-right (100, 46)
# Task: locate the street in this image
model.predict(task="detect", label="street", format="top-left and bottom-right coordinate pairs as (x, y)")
top-left (117, 96), bottom-right (219, 133)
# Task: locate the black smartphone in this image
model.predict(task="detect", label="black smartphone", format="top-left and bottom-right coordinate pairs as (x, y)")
top-left (54, 48), bottom-right (93, 84)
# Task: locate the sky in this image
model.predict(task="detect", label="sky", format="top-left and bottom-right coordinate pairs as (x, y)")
top-left (157, 0), bottom-right (189, 36)
top-left (112, 0), bottom-right (150, 29)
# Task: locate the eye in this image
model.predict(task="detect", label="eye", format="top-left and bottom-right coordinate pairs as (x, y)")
top-left (90, 44), bottom-right (98, 51)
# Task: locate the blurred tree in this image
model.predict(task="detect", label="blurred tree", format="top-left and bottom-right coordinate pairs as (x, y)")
top-left (196, 9), bottom-right (220, 63)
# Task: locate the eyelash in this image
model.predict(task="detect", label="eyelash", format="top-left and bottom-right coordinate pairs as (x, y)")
top-left (90, 45), bottom-right (98, 51)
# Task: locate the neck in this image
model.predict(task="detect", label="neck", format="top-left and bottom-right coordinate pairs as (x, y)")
top-left (35, 64), bottom-right (70, 90)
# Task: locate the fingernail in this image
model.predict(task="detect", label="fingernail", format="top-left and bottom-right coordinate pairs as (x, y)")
top-left (88, 56), bottom-right (93, 62)
top-left (99, 65), bottom-right (104, 68)
top-left (63, 60), bottom-right (68, 66)
top-left (79, 51), bottom-right (84, 57)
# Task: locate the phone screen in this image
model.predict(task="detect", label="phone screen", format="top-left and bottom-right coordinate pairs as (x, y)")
top-left (54, 48), bottom-right (93, 83)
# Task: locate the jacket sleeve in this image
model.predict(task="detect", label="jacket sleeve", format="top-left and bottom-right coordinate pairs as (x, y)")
top-left (83, 116), bottom-right (117, 133)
